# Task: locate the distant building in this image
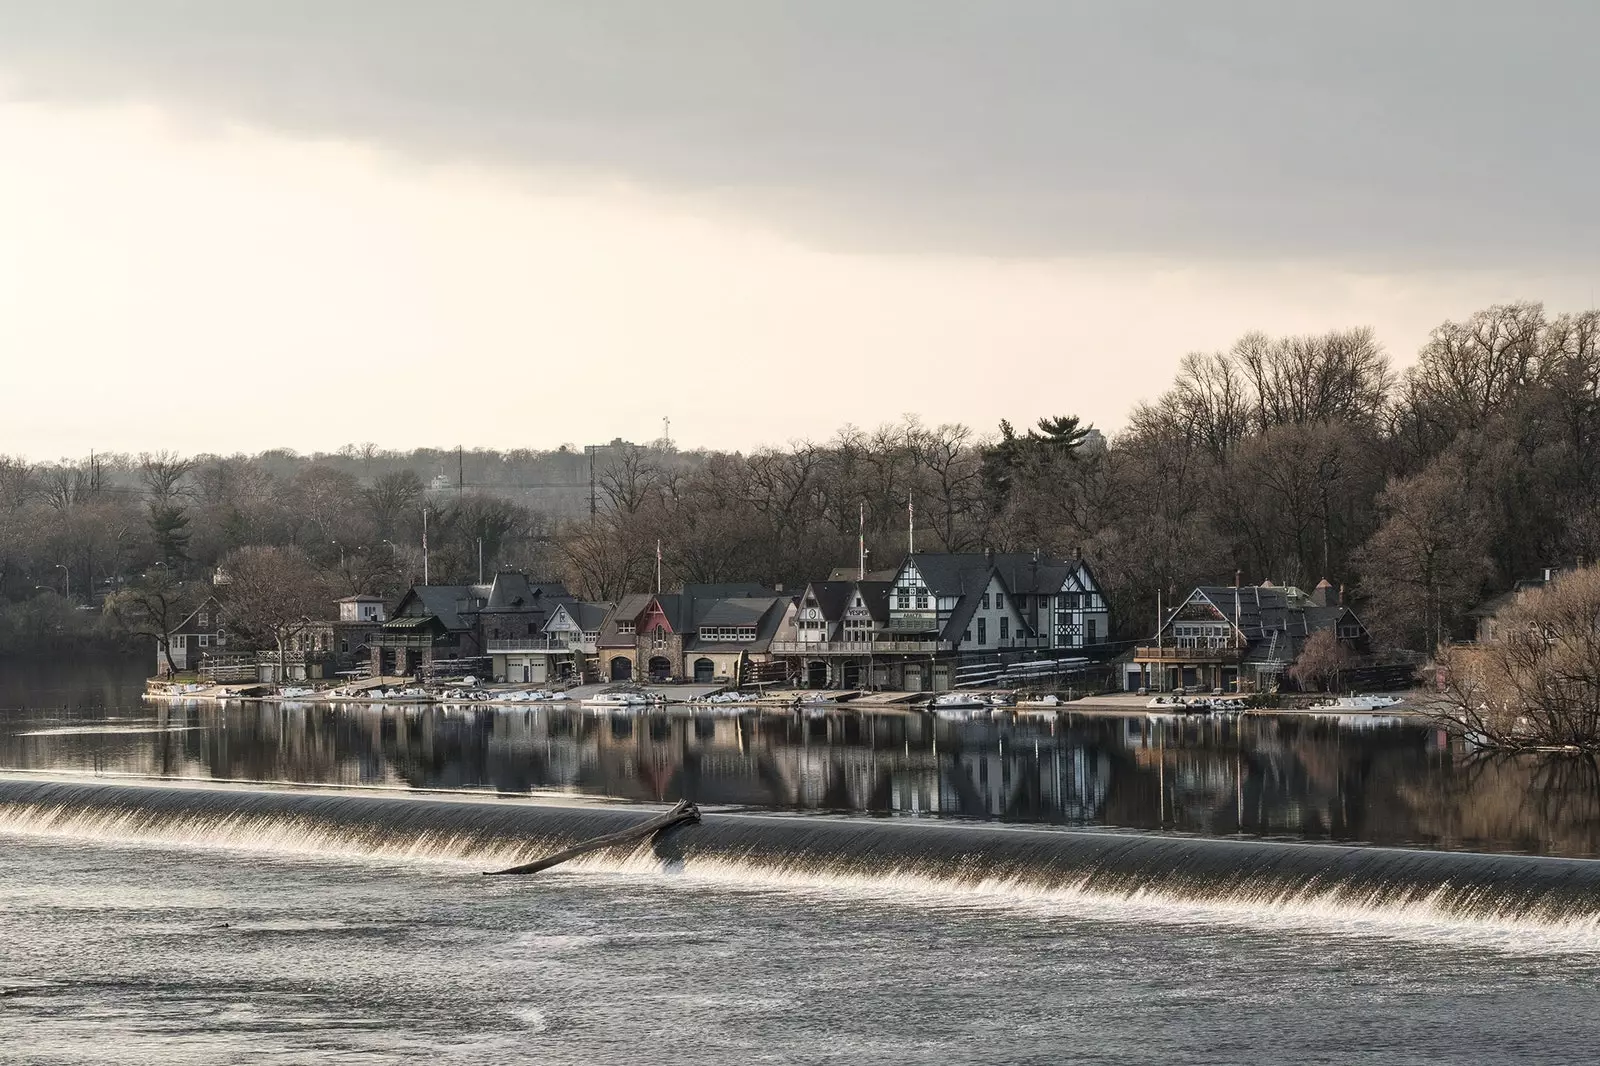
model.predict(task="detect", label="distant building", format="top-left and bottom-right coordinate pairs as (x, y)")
top-left (1466, 566), bottom-right (1568, 643)
top-left (595, 584), bottom-right (790, 684)
top-left (773, 551), bottom-right (1111, 691)
top-left (156, 595), bottom-right (230, 676)
top-left (1129, 580), bottom-right (1369, 693)
top-left (372, 572), bottom-right (573, 678)
top-left (490, 599), bottom-right (610, 684)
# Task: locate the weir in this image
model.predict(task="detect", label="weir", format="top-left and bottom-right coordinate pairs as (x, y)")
top-left (4, 778), bottom-right (1600, 933)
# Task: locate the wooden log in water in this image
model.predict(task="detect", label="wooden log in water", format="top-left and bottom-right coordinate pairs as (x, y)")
top-left (483, 799), bottom-right (700, 876)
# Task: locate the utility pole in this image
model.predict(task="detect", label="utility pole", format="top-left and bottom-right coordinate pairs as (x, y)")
top-left (907, 491), bottom-right (915, 554)
top-left (458, 445), bottom-right (464, 501)
top-left (422, 507), bottom-right (429, 585)
top-left (662, 416), bottom-right (671, 449)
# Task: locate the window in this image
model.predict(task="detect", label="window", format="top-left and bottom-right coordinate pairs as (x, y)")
top-left (964, 629), bottom-right (972, 643)
top-left (980, 593), bottom-right (990, 609)
top-left (698, 626), bottom-right (757, 642)
top-left (618, 622), bottom-right (636, 635)
top-left (341, 639), bottom-right (349, 654)
top-left (216, 631), bottom-right (226, 646)
top-left (977, 618), bottom-right (987, 644)
top-left (1000, 617), bottom-right (1009, 640)
top-left (996, 593), bottom-right (1004, 609)
top-left (198, 610), bottom-right (209, 627)
top-left (915, 593), bottom-right (929, 609)
top-left (198, 634), bottom-right (210, 647)
top-left (896, 587), bottom-right (911, 609)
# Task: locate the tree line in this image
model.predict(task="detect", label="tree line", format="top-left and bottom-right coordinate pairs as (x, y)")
top-left (1, 300), bottom-right (1595, 658)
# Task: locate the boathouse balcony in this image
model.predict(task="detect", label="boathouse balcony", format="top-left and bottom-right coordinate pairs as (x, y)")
top-left (771, 639), bottom-right (953, 655)
top-left (1133, 645), bottom-right (1244, 663)
top-left (487, 638), bottom-right (596, 654)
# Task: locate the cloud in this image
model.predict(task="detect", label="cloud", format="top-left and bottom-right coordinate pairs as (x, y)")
top-left (2, 0), bottom-right (1597, 268)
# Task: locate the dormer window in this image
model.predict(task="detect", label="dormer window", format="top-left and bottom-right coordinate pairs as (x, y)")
top-left (618, 621), bottom-right (636, 635)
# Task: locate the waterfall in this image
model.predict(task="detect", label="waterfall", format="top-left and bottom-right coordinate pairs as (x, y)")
top-left (6, 777), bottom-right (1600, 946)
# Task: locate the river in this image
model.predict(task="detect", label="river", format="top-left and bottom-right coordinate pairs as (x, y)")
top-left (3, 658), bottom-right (1599, 1063)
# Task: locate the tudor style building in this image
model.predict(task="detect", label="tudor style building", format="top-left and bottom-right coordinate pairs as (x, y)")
top-left (772, 552), bottom-right (1113, 691)
top-left (1130, 579), bottom-right (1369, 693)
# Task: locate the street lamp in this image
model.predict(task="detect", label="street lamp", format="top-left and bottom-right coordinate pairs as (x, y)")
top-left (54, 563), bottom-right (69, 601)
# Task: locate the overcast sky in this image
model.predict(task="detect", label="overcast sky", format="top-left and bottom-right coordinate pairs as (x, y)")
top-left (2, 1), bottom-right (1596, 457)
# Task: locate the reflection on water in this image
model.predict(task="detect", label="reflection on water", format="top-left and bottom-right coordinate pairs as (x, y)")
top-left (3, 657), bottom-right (1600, 858)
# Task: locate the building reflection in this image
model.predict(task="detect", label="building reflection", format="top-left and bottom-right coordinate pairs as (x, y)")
top-left (7, 698), bottom-right (1600, 857)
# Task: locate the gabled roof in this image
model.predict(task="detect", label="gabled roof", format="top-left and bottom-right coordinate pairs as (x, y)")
top-left (694, 597), bottom-right (777, 628)
top-left (686, 596), bottom-right (788, 652)
top-left (481, 572), bottom-right (572, 612)
top-left (169, 595), bottom-right (225, 635)
top-left (568, 601), bottom-right (612, 631)
top-left (1168, 584), bottom-right (1368, 664)
top-left (597, 593), bottom-right (655, 645)
top-left (853, 581), bottom-right (892, 624)
top-left (800, 580), bottom-right (855, 621)
top-left (393, 584), bottom-right (481, 631)
top-left (827, 567), bottom-right (899, 583)
top-left (891, 552), bottom-right (1101, 600)
top-left (678, 582), bottom-right (775, 599)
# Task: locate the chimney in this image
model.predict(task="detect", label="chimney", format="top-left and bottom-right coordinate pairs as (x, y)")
top-left (1338, 583), bottom-right (1346, 606)
top-left (1311, 578), bottom-right (1333, 608)
top-left (1235, 569), bottom-right (1242, 589)
top-left (985, 547), bottom-right (995, 564)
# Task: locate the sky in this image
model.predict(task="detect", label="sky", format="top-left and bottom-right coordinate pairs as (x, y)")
top-left (2, 1), bottom-right (1597, 458)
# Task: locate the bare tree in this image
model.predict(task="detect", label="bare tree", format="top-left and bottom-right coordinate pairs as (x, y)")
top-left (105, 569), bottom-right (202, 675)
top-left (138, 451), bottom-right (196, 504)
top-left (1289, 629), bottom-right (1354, 693)
top-left (1432, 565), bottom-right (1600, 751)
top-left (219, 546), bottom-right (332, 678)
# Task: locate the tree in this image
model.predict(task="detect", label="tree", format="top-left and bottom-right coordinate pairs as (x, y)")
top-left (148, 503), bottom-right (192, 570)
top-left (362, 470), bottom-right (424, 538)
top-left (1289, 629), bottom-right (1354, 692)
top-left (1433, 565), bottom-right (1600, 751)
top-left (138, 450), bottom-right (195, 504)
top-left (105, 569), bottom-right (201, 675)
top-left (1355, 451), bottom-right (1492, 651)
top-left (219, 546), bottom-right (332, 677)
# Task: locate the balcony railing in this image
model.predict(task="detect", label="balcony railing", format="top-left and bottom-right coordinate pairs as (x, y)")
top-left (487, 638), bottom-right (595, 654)
top-left (1134, 645), bottom-right (1244, 662)
top-left (770, 640), bottom-right (953, 655)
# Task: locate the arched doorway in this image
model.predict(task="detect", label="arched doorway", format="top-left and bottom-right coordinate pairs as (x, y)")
top-left (807, 660), bottom-right (828, 688)
top-left (609, 656), bottom-right (633, 681)
top-left (842, 661), bottom-right (861, 689)
top-left (693, 657), bottom-right (715, 683)
top-left (648, 656), bottom-right (672, 682)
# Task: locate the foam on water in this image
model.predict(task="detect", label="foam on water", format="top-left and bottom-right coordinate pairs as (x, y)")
top-left (4, 776), bottom-right (1600, 953)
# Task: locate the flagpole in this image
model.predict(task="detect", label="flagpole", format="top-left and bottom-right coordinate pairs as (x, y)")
top-left (656, 539), bottom-right (663, 594)
top-left (858, 501), bottom-right (866, 580)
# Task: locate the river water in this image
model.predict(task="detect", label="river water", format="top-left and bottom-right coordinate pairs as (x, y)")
top-left (3, 658), bottom-right (1600, 1063)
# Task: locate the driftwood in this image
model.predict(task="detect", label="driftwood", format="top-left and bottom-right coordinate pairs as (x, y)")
top-left (484, 799), bottom-right (701, 876)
